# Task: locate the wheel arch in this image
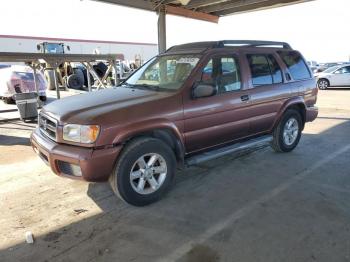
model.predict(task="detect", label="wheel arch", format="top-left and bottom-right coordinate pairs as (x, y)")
top-left (273, 98), bottom-right (306, 131)
top-left (114, 122), bottom-right (185, 167)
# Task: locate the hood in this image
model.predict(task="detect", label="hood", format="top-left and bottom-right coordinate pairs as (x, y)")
top-left (43, 87), bottom-right (172, 124)
top-left (314, 72), bottom-right (332, 78)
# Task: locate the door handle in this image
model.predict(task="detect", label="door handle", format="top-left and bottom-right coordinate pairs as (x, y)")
top-left (241, 95), bottom-right (250, 102)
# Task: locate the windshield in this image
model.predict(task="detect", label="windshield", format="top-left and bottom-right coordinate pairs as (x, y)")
top-left (125, 55), bottom-right (200, 91)
top-left (44, 43), bottom-right (64, 54)
top-left (323, 66), bottom-right (340, 73)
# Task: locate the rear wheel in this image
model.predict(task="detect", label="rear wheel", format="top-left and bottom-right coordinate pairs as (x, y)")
top-left (109, 137), bottom-right (176, 206)
top-left (271, 109), bottom-right (303, 153)
top-left (318, 79), bottom-right (329, 90)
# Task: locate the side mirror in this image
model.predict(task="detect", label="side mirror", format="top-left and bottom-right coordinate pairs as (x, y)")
top-left (36, 44), bottom-right (41, 51)
top-left (66, 45), bottom-right (71, 51)
top-left (192, 83), bottom-right (216, 99)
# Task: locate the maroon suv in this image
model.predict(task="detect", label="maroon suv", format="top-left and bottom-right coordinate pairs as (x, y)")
top-left (31, 40), bottom-right (318, 206)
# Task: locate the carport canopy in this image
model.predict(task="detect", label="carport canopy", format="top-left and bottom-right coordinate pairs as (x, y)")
top-left (93, 0), bottom-right (314, 53)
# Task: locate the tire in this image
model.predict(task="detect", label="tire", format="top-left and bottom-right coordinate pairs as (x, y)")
top-left (67, 73), bottom-right (84, 89)
top-left (73, 68), bottom-right (85, 89)
top-left (44, 70), bottom-right (56, 90)
top-left (109, 137), bottom-right (176, 206)
top-left (39, 96), bottom-right (47, 102)
top-left (318, 79), bottom-right (329, 90)
top-left (271, 109), bottom-right (303, 153)
top-left (81, 68), bottom-right (94, 91)
top-left (93, 62), bottom-right (108, 78)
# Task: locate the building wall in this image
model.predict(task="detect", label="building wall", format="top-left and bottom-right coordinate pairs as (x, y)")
top-left (0, 35), bottom-right (158, 63)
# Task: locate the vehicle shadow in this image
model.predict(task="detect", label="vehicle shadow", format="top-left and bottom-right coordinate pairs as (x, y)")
top-left (0, 134), bottom-right (30, 146)
top-left (1, 118), bottom-right (350, 262)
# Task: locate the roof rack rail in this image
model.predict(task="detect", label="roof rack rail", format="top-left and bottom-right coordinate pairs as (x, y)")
top-left (217, 40), bottom-right (292, 49)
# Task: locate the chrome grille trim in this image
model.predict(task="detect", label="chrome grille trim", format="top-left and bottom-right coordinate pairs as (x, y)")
top-left (39, 113), bottom-right (58, 141)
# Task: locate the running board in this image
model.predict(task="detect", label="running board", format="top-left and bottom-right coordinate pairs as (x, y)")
top-left (185, 135), bottom-right (273, 166)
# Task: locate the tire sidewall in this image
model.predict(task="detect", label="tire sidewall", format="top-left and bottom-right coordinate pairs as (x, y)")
top-left (277, 110), bottom-right (302, 152)
top-left (115, 139), bottom-right (176, 206)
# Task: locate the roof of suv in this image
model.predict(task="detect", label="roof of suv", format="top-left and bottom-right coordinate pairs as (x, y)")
top-left (165, 40), bottom-right (292, 55)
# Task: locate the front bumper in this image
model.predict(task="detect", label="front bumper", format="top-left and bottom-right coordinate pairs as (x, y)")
top-left (30, 128), bottom-right (122, 182)
top-left (306, 106), bottom-right (318, 122)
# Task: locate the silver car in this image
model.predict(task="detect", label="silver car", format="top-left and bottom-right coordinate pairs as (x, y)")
top-left (315, 64), bottom-right (350, 89)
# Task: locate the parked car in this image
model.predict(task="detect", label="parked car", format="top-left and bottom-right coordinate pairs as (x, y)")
top-left (31, 40), bottom-right (318, 206)
top-left (315, 62), bottom-right (349, 73)
top-left (315, 64), bottom-right (350, 89)
top-left (307, 60), bottom-right (319, 73)
top-left (0, 65), bottom-right (47, 103)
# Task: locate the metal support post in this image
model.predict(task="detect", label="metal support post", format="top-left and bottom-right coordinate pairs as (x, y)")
top-left (111, 60), bottom-right (119, 86)
top-left (158, 6), bottom-right (167, 54)
top-left (87, 65), bottom-right (92, 92)
top-left (53, 68), bottom-right (60, 99)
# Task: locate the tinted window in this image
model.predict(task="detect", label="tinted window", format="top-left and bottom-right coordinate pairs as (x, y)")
top-left (201, 57), bottom-right (241, 93)
top-left (247, 55), bottom-right (273, 86)
top-left (278, 51), bottom-right (311, 80)
top-left (267, 55), bottom-right (283, 84)
top-left (342, 66), bottom-right (350, 74)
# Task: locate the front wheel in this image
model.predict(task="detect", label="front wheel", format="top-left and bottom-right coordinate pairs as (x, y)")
top-left (109, 137), bottom-right (176, 206)
top-left (271, 109), bottom-right (303, 153)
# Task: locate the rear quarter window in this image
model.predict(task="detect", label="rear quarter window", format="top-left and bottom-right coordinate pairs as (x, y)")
top-left (278, 51), bottom-right (311, 80)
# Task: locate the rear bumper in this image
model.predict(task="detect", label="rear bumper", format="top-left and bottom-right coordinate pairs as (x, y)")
top-left (306, 106), bottom-right (318, 122)
top-left (30, 128), bottom-right (122, 182)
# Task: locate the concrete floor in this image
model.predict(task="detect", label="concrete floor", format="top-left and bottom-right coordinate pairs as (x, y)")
top-left (0, 89), bottom-right (350, 262)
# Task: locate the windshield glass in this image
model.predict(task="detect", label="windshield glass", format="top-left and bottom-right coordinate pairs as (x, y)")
top-left (323, 66), bottom-right (340, 73)
top-left (125, 55), bottom-right (200, 91)
top-left (45, 43), bottom-right (64, 54)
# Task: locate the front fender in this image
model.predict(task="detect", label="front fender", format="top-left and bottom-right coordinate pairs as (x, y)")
top-left (112, 118), bottom-right (184, 147)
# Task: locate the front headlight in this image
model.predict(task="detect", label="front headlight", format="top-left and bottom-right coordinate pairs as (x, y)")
top-left (63, 124), bottom-right (100, 144)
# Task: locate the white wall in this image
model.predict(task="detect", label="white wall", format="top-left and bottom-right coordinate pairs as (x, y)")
top-left (0, 36), bottom-right (158, 62)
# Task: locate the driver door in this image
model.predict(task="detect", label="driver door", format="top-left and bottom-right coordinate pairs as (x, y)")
top-left (183, 54), bottom-right (252, 153)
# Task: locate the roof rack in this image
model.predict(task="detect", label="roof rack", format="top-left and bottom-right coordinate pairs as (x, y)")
top-left (165, 40), bottom-right (292, 53)
top-left (217, 40), bottom-right (292, 49)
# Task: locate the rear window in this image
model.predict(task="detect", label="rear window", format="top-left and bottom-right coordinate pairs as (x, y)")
top-left (247, 54), bottom-right (283, 86)
top-left (278, 51), bottom-right (311, 80)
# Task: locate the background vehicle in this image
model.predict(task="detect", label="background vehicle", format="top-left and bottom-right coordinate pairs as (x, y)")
top-left (315, 65), bottom-right (350, 89)
top-left (31, 40), bottom-right (318, 206)
top-left (0, 65), bottom-right (47, 103)
top-left (307, 60), bottom-right (319, 73)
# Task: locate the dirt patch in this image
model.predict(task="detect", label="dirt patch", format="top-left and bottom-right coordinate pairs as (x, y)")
top-left (0, 145), bottom-right (35, 165)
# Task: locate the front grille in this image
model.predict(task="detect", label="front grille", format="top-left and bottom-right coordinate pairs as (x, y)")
top-left (39, 113), bottom-right (57, 141)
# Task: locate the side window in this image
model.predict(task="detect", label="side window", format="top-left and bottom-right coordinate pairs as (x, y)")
top-left (267, 55), bottom-right (283, 84)
top-left (341, 66), bottom-right (350, 74)
top-left (247, 54), bottom-right (273, 86)
top-left (277, 51), bottom-right (311, 80)
top-left (201, 56), bottom-right (241, 94)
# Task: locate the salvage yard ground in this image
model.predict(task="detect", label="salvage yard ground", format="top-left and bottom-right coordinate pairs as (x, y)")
top-left (1, 89), bottom-right (350, 262)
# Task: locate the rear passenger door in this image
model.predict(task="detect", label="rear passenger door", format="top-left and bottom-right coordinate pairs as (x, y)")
top-left (245, 53), bottom-right (289, 134)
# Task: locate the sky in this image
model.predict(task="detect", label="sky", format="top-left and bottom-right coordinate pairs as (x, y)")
top-left (0, 0), bottom-right (349, 62)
